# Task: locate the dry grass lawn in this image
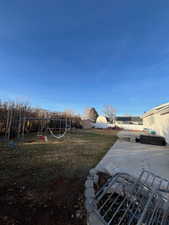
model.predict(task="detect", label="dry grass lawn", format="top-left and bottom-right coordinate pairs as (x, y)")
top-left (0, 129), bottom-right (118, 225)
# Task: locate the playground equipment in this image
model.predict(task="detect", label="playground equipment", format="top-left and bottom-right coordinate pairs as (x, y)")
top-left (48, 127), bottom-right (68, 139)
top-left (0, 115), bottom-right (72, 147)
top-left (32, 117), bottom-right (72, 140)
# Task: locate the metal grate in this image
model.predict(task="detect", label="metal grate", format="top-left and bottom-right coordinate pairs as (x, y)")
top-left (93, 170), bottom-right (169, 225)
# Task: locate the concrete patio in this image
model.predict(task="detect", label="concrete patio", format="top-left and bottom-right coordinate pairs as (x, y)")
top-left (85, 131), bottom-right (169, 225)
top-left (95, 131), bottom-right (169, 179)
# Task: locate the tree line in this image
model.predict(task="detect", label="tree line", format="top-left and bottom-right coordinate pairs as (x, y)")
top-left (0, 100), bottom-right (81, 140)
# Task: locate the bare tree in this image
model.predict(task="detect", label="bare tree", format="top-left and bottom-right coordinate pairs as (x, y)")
top-left (102, 105), bottom-right (116, 123)
top-left (64, 109), bottom-right (75, 117)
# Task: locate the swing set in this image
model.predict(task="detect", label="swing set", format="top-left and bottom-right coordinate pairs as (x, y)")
top-left (1, 113), bottom-right (72, 148)
top-left (34, 117), bottom-right (72, 140)
top-left (0, 104), bottom-right (73, 148)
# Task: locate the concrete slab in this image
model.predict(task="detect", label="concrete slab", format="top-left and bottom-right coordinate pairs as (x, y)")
top-left (117, 130), bottom-right (144, 138)
top-left (96, 131), bottom-right (169, 180)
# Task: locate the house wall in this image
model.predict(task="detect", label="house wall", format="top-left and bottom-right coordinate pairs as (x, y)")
top-left (115, 116), bottom-right (142, 125)
top-left (143, 113), bottom-right (169, 143)
top-left (115, 123), bottom-right (144, 131)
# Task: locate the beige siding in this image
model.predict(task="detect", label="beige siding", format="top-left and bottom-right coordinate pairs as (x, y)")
top-left (143, 113), bottom-right (169, 143)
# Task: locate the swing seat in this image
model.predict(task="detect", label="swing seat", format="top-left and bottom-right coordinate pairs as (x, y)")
top-left (38, 135), bottom-right (48, 142)
top-left (48, 128), bottom-right (67, 139)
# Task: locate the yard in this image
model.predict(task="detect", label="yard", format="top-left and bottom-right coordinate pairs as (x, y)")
top-left (0, 129), bottom-right (118, 225)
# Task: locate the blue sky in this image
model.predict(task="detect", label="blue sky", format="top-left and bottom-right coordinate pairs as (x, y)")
top-left (0, 0), bottom-right (169, 115)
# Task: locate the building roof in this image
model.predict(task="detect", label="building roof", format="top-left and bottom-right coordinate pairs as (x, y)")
top-left (143, 102), bottom-right (169, 118)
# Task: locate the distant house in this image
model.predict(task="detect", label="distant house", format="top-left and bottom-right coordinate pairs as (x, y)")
top-left (143, 102), bottom-right (169, 143)
top-left (115, 116), bottom-right (143, 125)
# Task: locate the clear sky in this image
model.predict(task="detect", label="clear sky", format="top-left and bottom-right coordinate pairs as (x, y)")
top-left (0, 0), bottom-right (169, 115)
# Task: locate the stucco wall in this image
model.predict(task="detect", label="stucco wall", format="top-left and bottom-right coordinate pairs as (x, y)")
top-left (143, 113), bottom-right (169, 143)
top-left (115, 123), bottom-right (144, 131)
